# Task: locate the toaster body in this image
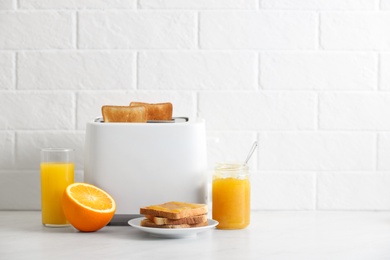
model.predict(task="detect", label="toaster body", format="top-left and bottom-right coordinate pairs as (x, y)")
top-left (84, 118), bottom-right (207, 215)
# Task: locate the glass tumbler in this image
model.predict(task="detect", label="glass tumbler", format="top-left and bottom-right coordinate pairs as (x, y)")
top-left (40, 148), bottom-right (74, 227)
top-left (212, 163), bottom-right (250, 229)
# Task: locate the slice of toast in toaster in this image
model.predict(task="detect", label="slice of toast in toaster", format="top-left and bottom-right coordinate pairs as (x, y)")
top-left (145, 214), bottom-right (208, 225)
top-left (129, 102), bottom-right (173, 121)
top-left (140, 218), bottom-right (208, 229)
top-left (140, 201), bottom-right (208, 220)
top-left (102, 105), bottom-right (147, 123)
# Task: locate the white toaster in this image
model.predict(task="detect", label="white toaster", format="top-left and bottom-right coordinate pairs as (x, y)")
top-left (84, 118), bottom-right (208, 220)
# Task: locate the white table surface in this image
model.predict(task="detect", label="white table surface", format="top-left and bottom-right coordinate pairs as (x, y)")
top-left (1, 211), bottom-right (390, 259)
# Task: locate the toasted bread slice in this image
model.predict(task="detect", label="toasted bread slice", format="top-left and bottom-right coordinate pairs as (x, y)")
top-left (140, 218), bottom-right (208, 229)
top-left (145, 214), bottom-right (208, 225)
top-left (130, 102), bottom-right (173, 121)
top-left (140, 201), bottom-right (208, 220)
top-left (102, 105), bottom-right (147, 123)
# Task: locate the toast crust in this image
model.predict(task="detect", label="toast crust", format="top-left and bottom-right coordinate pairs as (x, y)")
top-left (140, 201), bottom-right (208, 220)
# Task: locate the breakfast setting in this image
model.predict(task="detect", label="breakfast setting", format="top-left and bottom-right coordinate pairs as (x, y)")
top-left (2, 1), bottom-right (390, 259)
top-left (39, 101), bottom-right (254, 238)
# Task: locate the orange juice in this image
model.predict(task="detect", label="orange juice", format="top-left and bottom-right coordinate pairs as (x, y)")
top-left (40, 162), bottom-right (74, 226)
top-left (212, 163), bottom-right (250, 229)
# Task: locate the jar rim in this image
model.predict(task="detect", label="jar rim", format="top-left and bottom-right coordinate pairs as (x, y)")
top-left (215, 162), bottom-right (249, 171)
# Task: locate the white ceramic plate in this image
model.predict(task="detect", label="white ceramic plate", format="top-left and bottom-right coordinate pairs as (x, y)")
top-left (128, 217), bottom-right (218, 238)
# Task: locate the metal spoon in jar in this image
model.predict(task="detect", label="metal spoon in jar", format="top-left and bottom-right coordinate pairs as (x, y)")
top-left (243, 141), bottom-right (258, 165)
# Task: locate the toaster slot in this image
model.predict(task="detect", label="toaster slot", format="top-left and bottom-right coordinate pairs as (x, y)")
top-left (94, 117), bottom-right (189, 123)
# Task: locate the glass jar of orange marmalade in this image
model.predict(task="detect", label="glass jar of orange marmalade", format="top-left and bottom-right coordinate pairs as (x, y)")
top-left (212, 163), bottom-right (250, 229)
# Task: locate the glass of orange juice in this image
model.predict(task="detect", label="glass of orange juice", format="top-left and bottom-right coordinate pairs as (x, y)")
top-left (212, 163), bottom-right (250, 229)
top-left (40, 148), bottom-right (74, 227)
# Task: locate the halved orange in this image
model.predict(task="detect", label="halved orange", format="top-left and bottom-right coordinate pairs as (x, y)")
top-left (62, 182), bottom-right (116, 232)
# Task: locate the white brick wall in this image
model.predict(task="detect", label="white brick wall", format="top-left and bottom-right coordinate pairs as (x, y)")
top-left (138, 52), bottom-right (257, 90)
top-left (1, 0), bottom-right (390, 211)
top-left (261, 52), bottom-right (377, 90)
top-left (18, 51), bottom-right (135, 90)
top-left (79, 12), bottom-right (197, 49)
top-left (321, 12), bottom-right (390, 50)
top-left (200, 11), bottom-right (317, 50)
top-left (199, 91), bottom-right (317, 130)
top-left (0, 11), bottom-right (74, 49)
